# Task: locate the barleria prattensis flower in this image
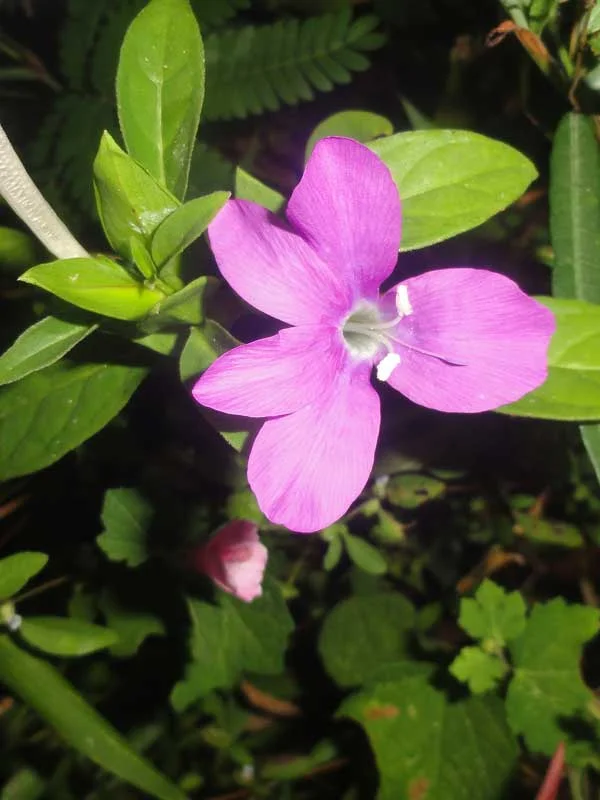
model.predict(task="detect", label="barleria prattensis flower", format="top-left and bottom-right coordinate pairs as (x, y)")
top-left (192, 137), bottom-right (554, 534)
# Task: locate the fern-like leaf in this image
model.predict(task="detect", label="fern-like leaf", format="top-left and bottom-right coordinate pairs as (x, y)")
top-left (190, 0), bottom-right (250, 30)
top-left (203, 9), bottom-right (386, 120)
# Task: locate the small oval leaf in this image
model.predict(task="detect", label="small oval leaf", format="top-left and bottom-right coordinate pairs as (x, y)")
top-left (20, 617), bottom-right (118, 656)
top-left (151, 192), bottom-right (229, 267)
top-left (0, 552), bottom-right (48, 601)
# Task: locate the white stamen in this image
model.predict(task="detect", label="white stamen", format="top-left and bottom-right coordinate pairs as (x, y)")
top-left (376, 353), bottom-right (401, 382)
top-left (396, 285), bottom-right (413, 317)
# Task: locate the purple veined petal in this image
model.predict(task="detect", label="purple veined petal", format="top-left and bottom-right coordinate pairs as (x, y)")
top-left (286, 137), bottom-right (401, 301)
top-left (192, 325), bottom-right (344, 418)
top-left (384, 268), bottom-right (555, 413)
top-left (247, 361), bottom-right (381, 533)
top-left (208, 199), bottom-right (352, 326)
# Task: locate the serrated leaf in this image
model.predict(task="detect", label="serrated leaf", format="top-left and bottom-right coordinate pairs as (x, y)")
top-left (0, 552), bottom-right (48, 601)
top-left (170, 579), bottom-right (293, 710)
top-left (459, 580), bottom-right (527, 648)
top-left (0, 361), bottom-right (147, 481)
top-left (99, 592), bottom-right (164, 658)
top-left (93, 132), bottom-right (179, 264)
top-left (117, 0), bottom-right (205, 199)
top-left (370, 130), bottom-right (537, 250)
top-left (20, 257), bottom-right (164, 321)
top-left (150, 192), bottom-right (229, 267)
top-left (340, 670), bottom-right (518, 800)
top-left (0, 317), bottom-right (97, 386)
top-left (97, 488), bottom-right (152, 567)
top-left (506, 598), bottom-right (599, 755)
top-left (450, 646), bottom-right (508, 694)
top-left (20, 617), bottom-right (118, 657)
top-left (305, 110), bottom-right (393, 160)
top-left (318, 594), bottom-right (415, 687)
top-left (342, 533), bottom-right (387, 575)
top-left (0, 635), bottom-right (186, 799)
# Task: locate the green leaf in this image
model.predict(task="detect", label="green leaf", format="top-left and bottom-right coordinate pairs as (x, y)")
top-left (146, 276), bottom-right (210, 326)
top-left (151, 192), bottom-right (229, 267)
top-left (506, 598), bottom-right (599, 755)
top-left (20, 617), bottom-right (118, 657)
top-left (179, 320), bottom-right (239, 382)
top-left (93, 132), bottom-right (179, 263)
top-left (342, 533), bottom-right (387, 575)
top-left (340, 669), bottom-right (518, 800)
top-left (385, 473), bottom-right (445, 508)
top-left (370, 130), bottom-right (537, 250)
top-left (0, 226), bottom-right (39, 272)
top-left (318, 594), bottom-right (415, 687)
top-left (0, 361), bottom-right (147, 481)
top-left (458, 580), bottom-right (527, 648)
top-left (116, 0), bottom-right (205, 199)
top-left (20, 257), bottom-right (164, 321)
top-left (549, 112), bottom-right (600, 483)
top-left (0, 317), bottom-right (96, 386)
top-left (449, 646), bottom-right (508, 694)
top-left (99, 592), bottom-right (165, 658)
top-left (0, 635), bottom-right (187, 799)
top-left (501, 298), bottom-right (600, 420)
top-left (1, 767), bottom-right (45, 799)
top-left (0, 552), bottom-right (48, 601)
top-left (323, 535), bottom-right (343, 571)
top-left (97, 488), bottom-right (152, 568)
top-left (171, 579), bottom-right (293, 710)
top-left (305, 110), bottom-right (393, 160)
top-left (234, 168), bottom-right (284, 213)
top-left (513, 510), bottom-right (584, 547)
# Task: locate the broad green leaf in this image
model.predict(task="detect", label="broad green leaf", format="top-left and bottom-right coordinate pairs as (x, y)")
top-left (171, 579), bottom-right (293, 711)
top-left (94, 133), bottom-right (179, 264)
top-left (146, 276), bottom-right (210, 326)
top-left (99, 592), bottom-right (165, 658)
top-left (305, 110), bottom-right (393, 159)
top-left (318, 594), bottom-right (415, 687)
top-left (0, 361), bottom-right (147, 481)
top-left (0, 552), bottom-right (47, 601)
top-left (234, 168), bottom-right (284, 213)
top-left (385, 472), bottom-right (445, 508)
top-left (549, 113), bottom-right (600, 482)
top-left (0, 634), bottom-right (186, 799)
top-left (151, 192), bottom-right (229, 267)
top-left (20, 257), bottom-right (164, 321)
top-left (20, 617), bottom-right (118, 657)
top-left (506, 598), bottom-right (599, 755)
top-left (370, 130), bottom-right (537, 250)
top-left (458, 580), bottom-right (527, 648)
top-left (342, 533), bottom-right (387, 575)
top-left (340, 669), bottom-right (517, 800)
top-left (97, 488), bottom-right (152, 568)
top-left (501, 298), bottom-right (600, 420)
top-left (116, 0), bottom-right (205, 199)
top-left (0, 317), bottom-right (96, 386)
top-left (450, 646), bottom-right (508, 694)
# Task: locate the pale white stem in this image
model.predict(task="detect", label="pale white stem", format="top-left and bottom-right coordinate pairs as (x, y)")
top-left (0, 122), bottom-right (88, 259)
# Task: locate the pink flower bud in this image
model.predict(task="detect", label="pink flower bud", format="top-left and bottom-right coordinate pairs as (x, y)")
top-left (192, 520), bottom-right (267, 603)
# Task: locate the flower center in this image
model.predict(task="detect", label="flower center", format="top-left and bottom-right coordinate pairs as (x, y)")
top-left (341, 285), bottom-right (414, 362)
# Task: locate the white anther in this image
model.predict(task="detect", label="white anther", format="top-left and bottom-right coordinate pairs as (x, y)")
top-left (376, 353), bottom-right (401, 382)
top-left (6, 613), bottom-right (22, 632)
top-left (396, 285), bottom-right (413, 317)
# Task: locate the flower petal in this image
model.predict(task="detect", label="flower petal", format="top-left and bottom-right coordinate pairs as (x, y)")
top-left (385, 268), bottom-right (555, 413)
top-left (286, 137), bottom-right (401, 300)
top-left (208, 199), bottom-right (352, 325)
top-left (248, 362), bottom-right (380, 533)
top-left (192, 325), bottom-right (344, 418)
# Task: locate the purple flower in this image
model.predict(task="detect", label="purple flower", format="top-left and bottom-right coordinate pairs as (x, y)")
top-left (191, 520), bottom-right (268, 603)
top-left (192, 137), bottom-right (554, 534)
